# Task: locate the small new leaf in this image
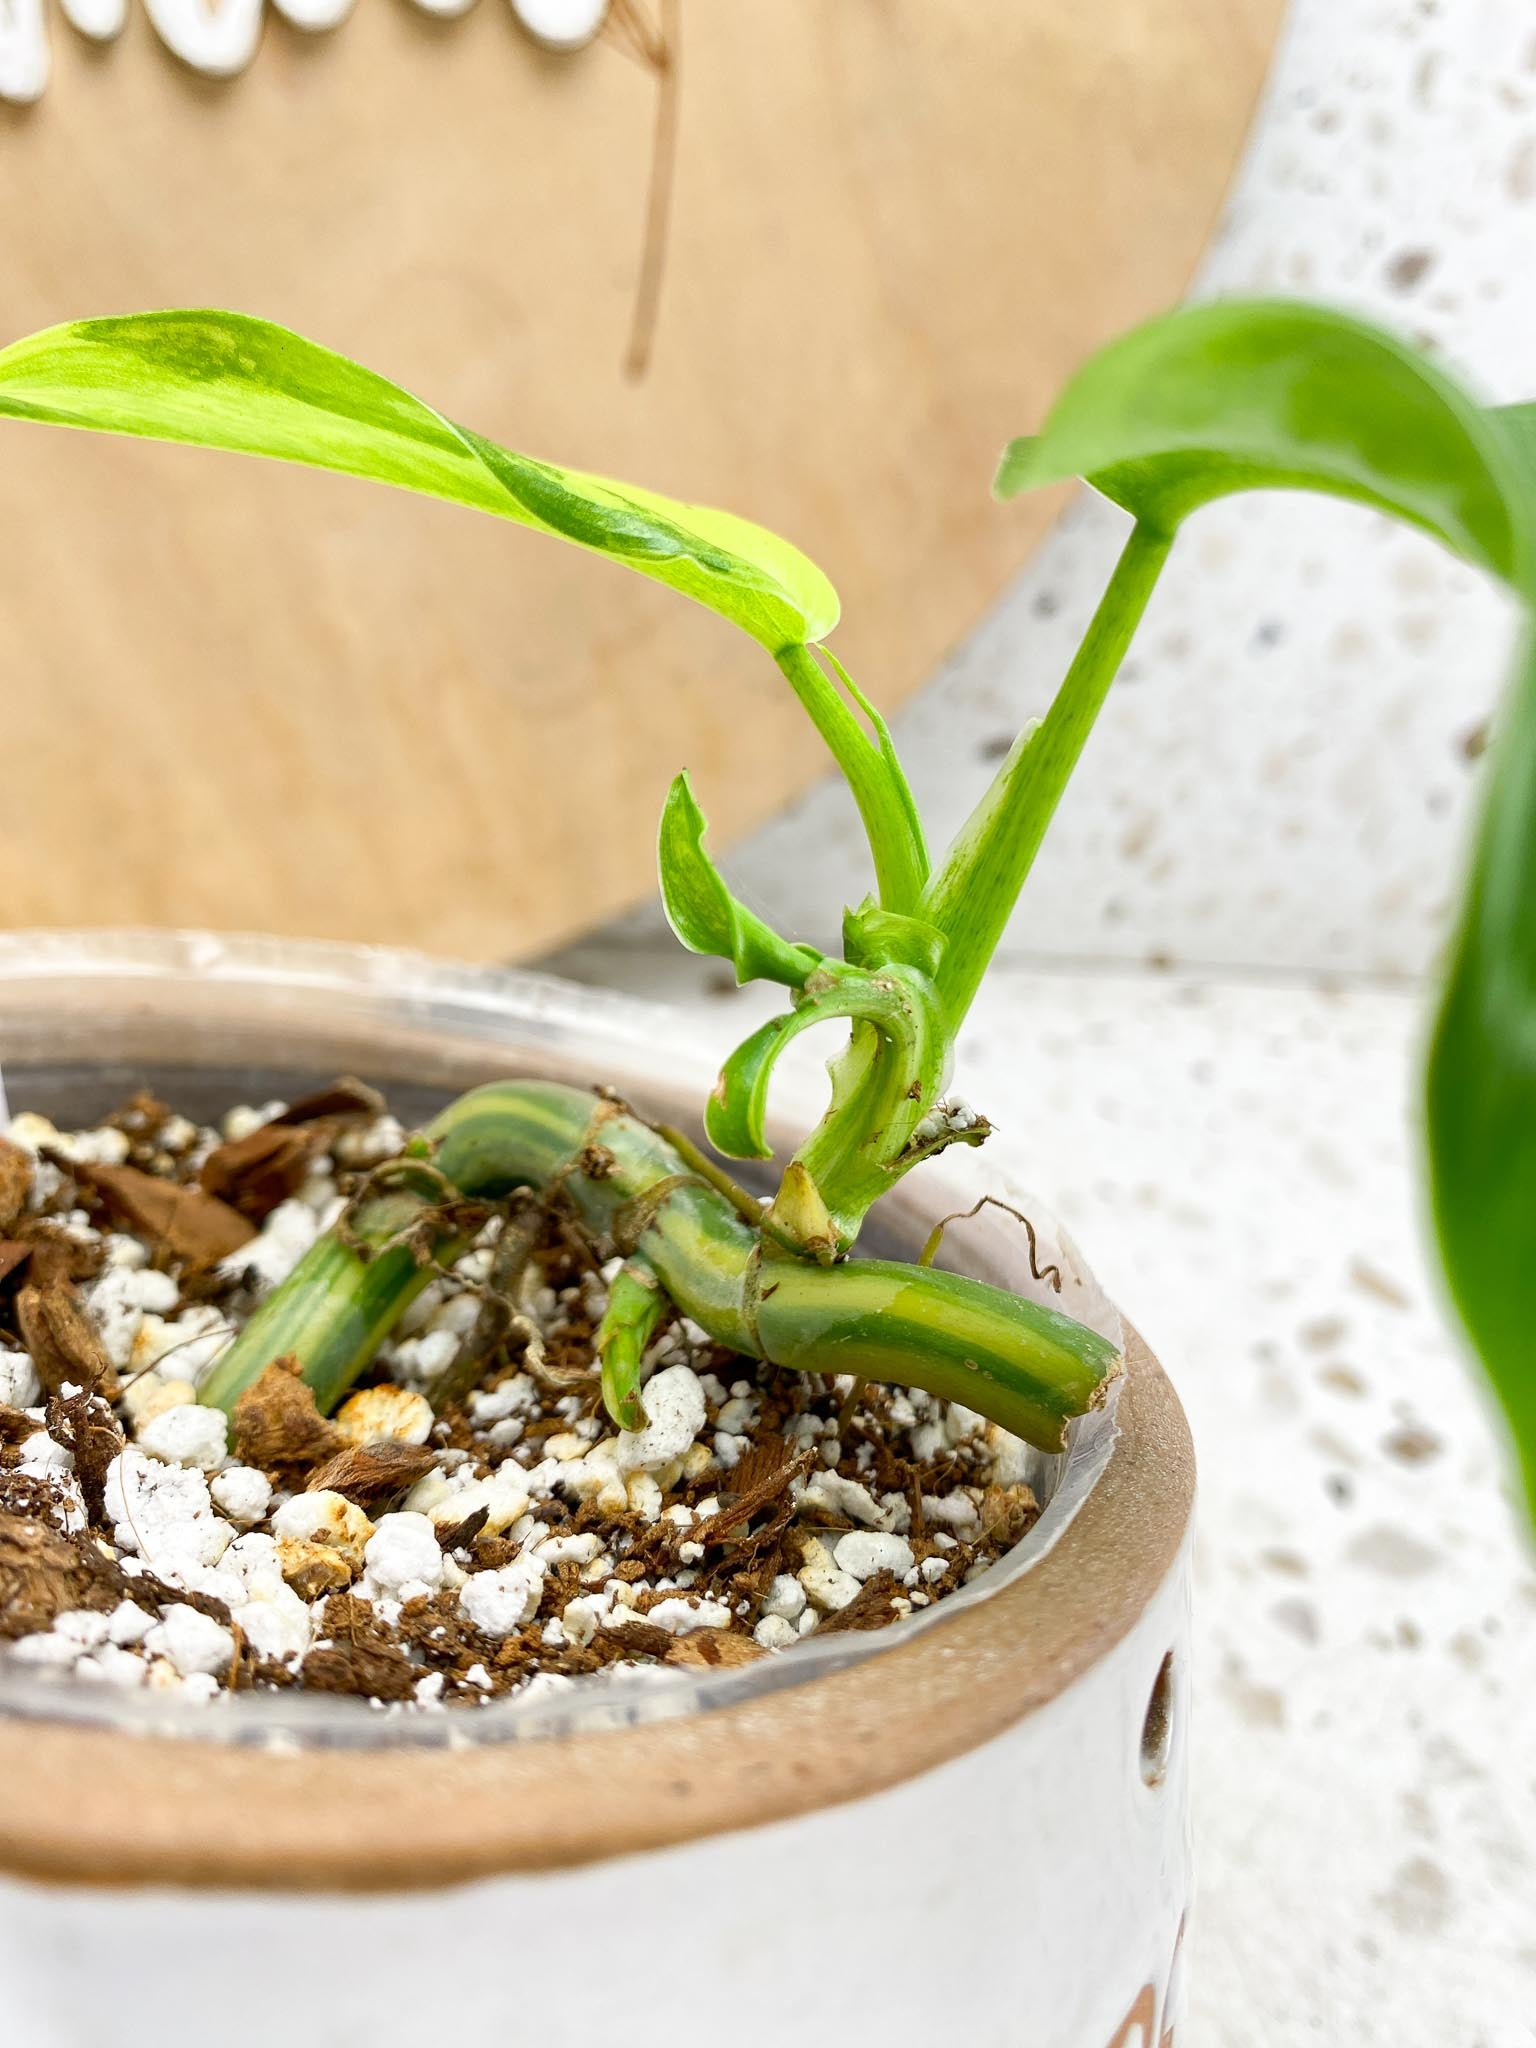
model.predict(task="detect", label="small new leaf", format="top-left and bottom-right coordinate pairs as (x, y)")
top-left (842, 898), bottom-right (947, 977)
top-left (706, 966), bottom-right (945, 1166)
top-left (707, 1012), bottom-right (804, 1162)
top-left (658, 773), bottom-right (822, 989)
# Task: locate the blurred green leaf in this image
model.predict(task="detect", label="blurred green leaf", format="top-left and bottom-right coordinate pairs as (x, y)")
top-left (993, 296), bottom-right (1536, 1525)
top-left (0, 309), bottom-right (839, 650)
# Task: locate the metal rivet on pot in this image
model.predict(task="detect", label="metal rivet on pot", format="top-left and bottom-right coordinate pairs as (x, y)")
top-left (1140, 1651), bottom-right (1176, 1787)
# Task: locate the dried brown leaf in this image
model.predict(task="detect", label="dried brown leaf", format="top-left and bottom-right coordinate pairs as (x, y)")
top-left (199, 1122), bottom-right (328, 1220)
top-left (273, 1079), bottom-right (384, 1126)
top-left (67, 1159), bottom-right (255, 1269)
top-left (305, 1438), bottom-right (436, 1508)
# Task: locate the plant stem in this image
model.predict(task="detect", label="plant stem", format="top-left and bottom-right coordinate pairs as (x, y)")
top-left (196, 1081), bottom-right (1117, 1451)
top-left (926, 520), bottom-right (1171, 1028)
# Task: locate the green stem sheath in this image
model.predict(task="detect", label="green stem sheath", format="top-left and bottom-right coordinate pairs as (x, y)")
top-left (197, 1080), bottom-right (1117, 1452)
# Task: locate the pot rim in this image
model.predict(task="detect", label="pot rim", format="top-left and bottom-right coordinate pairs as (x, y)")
top-left (0, 930), bottom-right (1193, 1888)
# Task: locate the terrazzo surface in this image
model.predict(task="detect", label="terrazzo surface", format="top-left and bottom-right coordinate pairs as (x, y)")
top-left (548, 943), bottom-right (1536, 2048)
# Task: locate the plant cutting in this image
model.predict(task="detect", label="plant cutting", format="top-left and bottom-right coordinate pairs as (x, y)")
top-left (0, 296), bottom-right (1532, 1723)
top-left (1, 295), bottom-right (1529, 2048)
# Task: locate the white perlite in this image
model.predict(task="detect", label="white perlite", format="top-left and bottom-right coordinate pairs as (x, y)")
top-left (797, 1535), bottom-right (862, 1614)
top-left (0, 1350), bottom-right (40, 1408)
top-left (460, 1557), bottom-right (548, 1636)
top-left (833, 1532), bottom-right (915, 1582)
top-left (103, 1448), bottom-right (231, 1579)
top-left (796, 1468), bottom-right (893, 1531)
top-left (334, 1385), bottom-right (434, 1446)
top-left (358, 1513), bottom-right (446, 1606)
top-left (633, 1596), bottom-right (733, 1636)
top-left (143, 1604), bottom-right (234, 1679)
top-left (616, 1364), bottom-right (706, 1473)
top-left (136, 1402), bottom-right (229, 1472)
top-left (209, 1466), bottom-right (272, 1526)
top-left (86, 1265), bottom-right (181, 1371)
top-left (217, 1198), bottom-right (321, 1297)
top-left (271, 1490), bottom-right (373, 1568)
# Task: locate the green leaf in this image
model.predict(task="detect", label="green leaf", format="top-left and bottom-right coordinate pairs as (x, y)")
top-left (1427, 660), bottom-right (1536, 1523)
top-left (658, 772), bottom-right (822, 988)
top-left (990, 295), bottom-right (1536, 1525)
top-left (996, 298), bottom-right (1520, 579)
top-left (0, 309), bottom-right (839, 651)
top-left (1429, 407), bottom-right (1536, 1524)
top-left (707, 1011), bottom-right (821, 1162)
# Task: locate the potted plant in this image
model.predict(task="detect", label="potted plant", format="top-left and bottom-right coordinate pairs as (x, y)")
top-left (0, 298), bottom-right (1530, 2048)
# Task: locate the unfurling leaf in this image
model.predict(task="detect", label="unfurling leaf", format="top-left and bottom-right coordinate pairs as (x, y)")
top-left (658, 773), bottom-right (822, 989)
top-left (706, 966), bottom-right (945, 1164)
top-left (0, 310), bottom-right (839, 651)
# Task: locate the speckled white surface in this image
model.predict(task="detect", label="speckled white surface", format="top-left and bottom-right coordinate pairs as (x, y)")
top-left (542, 949), bottom-right (1536, 2048)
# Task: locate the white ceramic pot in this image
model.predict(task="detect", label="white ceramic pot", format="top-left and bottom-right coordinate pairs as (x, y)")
top-left (0, 934), bottom-right (1193, 2048)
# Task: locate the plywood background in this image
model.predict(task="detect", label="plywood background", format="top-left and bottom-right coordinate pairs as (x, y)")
top-left (0, 0), bottom-right (1281, 957)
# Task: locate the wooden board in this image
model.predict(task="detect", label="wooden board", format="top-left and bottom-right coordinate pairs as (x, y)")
top-left (0, 0), bottom-right (1282, 958)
